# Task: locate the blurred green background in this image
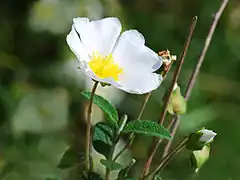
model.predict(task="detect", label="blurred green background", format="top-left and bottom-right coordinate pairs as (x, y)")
top-left (0, 0), bottom-right (239, 179)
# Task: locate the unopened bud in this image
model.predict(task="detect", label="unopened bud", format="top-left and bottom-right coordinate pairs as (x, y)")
top-left (167, 85), bottom-right (187, 115)
top-left (186, 128), bottom-right (217, 151)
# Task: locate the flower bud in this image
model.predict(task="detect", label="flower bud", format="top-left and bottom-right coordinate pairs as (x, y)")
top-left (191, 145), bottom-right (210, 172)
top-left (186, 128), bottom-right (217, 151)
top-left (167, 84), bottom-right (187, 115)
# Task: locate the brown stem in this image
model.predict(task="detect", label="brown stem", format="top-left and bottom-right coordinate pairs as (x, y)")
top-left (159, 16), bottom-right (198, 126)
top-left (145, 138), bottom-right (187, 178)
top-left (85, 81), bottom-right (99, 170)
top-left (161, 0), bottom-right (229, 159)
top-left (142, 16), bottom-right (198, 177)
top-left (137, 92), bottom-right (152, 120)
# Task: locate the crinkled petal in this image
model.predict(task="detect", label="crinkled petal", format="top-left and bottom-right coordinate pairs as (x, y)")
top-left (66, 25), bottom-right (90, 64)
top-left (112, 30), bottom-right (162, 72)
top-left (73, 17), bottom-right (122, 56)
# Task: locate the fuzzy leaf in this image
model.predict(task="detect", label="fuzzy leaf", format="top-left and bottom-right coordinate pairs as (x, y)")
top-left (81, 92), bottom-right (118, 126)
top-left (92, 122), bottom-right (116, 158)
top-left (100, 159), bottom-right (123, 171)
top-left (122, 120), bottom-right (171, 139)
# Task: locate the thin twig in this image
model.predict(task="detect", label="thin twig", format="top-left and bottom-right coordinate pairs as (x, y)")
top-left (141, 16), bottom-right (198, 177)
top-left (145, 138), bottom-right (188, 178)
top-left (159, 16), bottom-right (198, 125)
top-left (161, 0), bottom-right (229, 158)
top-left (85, 81), bottom-right (99, 170)
top-left (137, 92), bottom-right (152, 120)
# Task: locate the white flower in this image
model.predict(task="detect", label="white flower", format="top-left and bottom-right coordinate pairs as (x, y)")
top-left (66, 17), bottom-right (163, 94)
top-left (199, 129), bottom-right (217, 144)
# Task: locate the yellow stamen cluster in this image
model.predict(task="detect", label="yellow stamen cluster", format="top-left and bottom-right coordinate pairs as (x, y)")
top-left (88, 52), bottom-right (123, 81)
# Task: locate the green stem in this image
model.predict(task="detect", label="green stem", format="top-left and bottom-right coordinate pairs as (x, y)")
top-left (105, 136), bottom-right (119, 179)
top-left (85, 81), bottom-right (99, 171)
top-left (113, 92), bottom-right (151, 161)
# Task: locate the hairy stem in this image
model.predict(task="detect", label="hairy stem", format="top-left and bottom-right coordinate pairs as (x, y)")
top-left (85, 81), bottom-right (99, 171)
top-left (161, 0), bottom-right (229, 158)
top-left (142, 16), bottom-right (198, 177)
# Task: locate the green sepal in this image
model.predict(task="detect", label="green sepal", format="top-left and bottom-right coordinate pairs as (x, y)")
top-left (185, 132), bottom-right (205, 151)
top-left (191, 145), bottom-right (210, 172)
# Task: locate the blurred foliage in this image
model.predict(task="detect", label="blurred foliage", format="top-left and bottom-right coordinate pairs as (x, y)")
top-left (0, 0), bottom-right (240, 179)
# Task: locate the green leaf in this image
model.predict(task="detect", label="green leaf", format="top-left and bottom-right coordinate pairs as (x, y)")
top-left (100, 159), bottom-right (123, 171)
top-left (92, 122), bottom-right (116, 158)
top-left (154, 175), bottom-right (162, 180)
top-left (57, 147), bottom-right (84, 169)
top-left (122, 120), bottom-right (171, 140)
top-left (81, 91), bottom-right (118, 126)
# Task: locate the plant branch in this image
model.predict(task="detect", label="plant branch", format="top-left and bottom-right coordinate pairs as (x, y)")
top-left (85, 81), bottom-right (99, 171)
top-left (159, 16), bottom-right (198, 126)
top-left (161, 0), bottom-right (229, 159)
top-left (145, 138), bottom-right (187, 178)
top-left (141, 16), bottom-right (198, 177)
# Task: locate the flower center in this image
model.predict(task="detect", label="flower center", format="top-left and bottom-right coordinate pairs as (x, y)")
top-left (88, 52), bottom-right (123, 81)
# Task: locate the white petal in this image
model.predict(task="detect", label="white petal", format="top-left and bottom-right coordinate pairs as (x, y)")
top-left (73, 17), bottom-right (122, 56)
top-left (112, 30), bottom-right (162, 72)
top-left (66, 25), bottom-right (90, 63)
top-left (114, 68), bottom-right (163, 94)
top-left (199, 129), bottom-right (217, 143)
